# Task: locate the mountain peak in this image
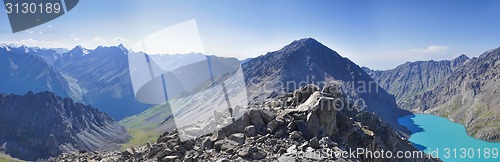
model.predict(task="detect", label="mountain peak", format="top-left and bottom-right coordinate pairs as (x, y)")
top-left (280, 38), bottom-right (324, 51)
top-left (272, 38), bottom-right (342, 61)
top-left (292, 37), bottom-right (321, 45)
top-left (455, 54), bottom-right (469, 60)
top-left (117, 44), bottom-right (127, 51)
top-left (67, 45), bottom-right (90, 56)
top-left (448, 54), bottom-right (469, 67)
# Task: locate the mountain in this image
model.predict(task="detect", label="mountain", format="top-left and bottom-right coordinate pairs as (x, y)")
top-left (0, 46), bottom-right (73, 99)
top-left (0, 91), bottom-right (130, 161)
top-left (54, 45), bottom-right (150, 120)
top-left (242, 38), bottom-right (412, 133)
top-left (410, 47), bottom-right (500, 141)
top-left (364, 54), bottom-right (470, 110)
top-left (57, 84), bottom-right (437, 162)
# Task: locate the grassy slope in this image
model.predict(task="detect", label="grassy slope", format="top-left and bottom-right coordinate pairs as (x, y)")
top-left (118, 103), bottom-right (172, 149)
top-left (0, 153), bottom-right (23, 162)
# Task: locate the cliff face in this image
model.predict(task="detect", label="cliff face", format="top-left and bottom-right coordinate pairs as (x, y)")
top-left (364, 54), bottom-right (469, 110)
top-left (0, 91), bottom-right (130, 161)
top-left (56, 84), bottom-right (438, 162)
top-left (412, 48), bottom-right (500, 141)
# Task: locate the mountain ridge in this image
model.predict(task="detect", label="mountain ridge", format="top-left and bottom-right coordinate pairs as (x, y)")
top-left (0, 47), bottom-right (73, 99)
top-left (0, 91), bottom-right (130, 161)
top-left (364, 54), bottom-right (470, 110)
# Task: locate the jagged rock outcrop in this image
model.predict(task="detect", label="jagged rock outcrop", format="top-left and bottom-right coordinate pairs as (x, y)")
top-left (0, 91), bottom-right (130, 161)
top-left (364, 54), bottom-right (469, 110)
top-left (55, 85), bottom-right (438, 162)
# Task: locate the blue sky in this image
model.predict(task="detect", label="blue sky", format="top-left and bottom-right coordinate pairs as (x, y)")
top-left (0, 0), bottom-right (499, 70)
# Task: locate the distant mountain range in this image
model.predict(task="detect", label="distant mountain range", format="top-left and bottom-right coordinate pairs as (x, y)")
top-left (366, 47), bottom-right (500, 141)
top-left (0, 91), bottom-right (129, 161)
top-left (0, 44), bottom-right (224, 120)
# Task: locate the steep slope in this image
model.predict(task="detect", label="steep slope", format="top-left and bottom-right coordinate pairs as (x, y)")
top-left (242, 38), bottom-right (412, 133)
top-left (0, 46), bottom-right (72, 99)
top-left (57, 85), bottom-right (437, 161)
top-left (412, 47), bottom-right (500, 141)
top-left (364, 55), bottom-right (469, 110)
top-left (119, 56), bottom-right (241, 137)
top-left (0, 91), bottom-right (130, 161)
top-left (54, 45), bottom-right (150, 120)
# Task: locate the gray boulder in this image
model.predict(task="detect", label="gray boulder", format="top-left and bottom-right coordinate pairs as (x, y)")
top-left (293, 84), bottom-right (319, 104)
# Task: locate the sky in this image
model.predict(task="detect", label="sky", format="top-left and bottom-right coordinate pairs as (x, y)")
top-left (0, 0), bottom-right (499, 70)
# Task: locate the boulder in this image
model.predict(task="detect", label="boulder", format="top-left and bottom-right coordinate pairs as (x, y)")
top-left (217, 140), bottom-right (238, 151)
top-left (228, 133), bottom-right (246, 145)
top-left (244, 125), bottom-right (257, 137)
top-left (313, 97), bottom-right (337, 136)
top-left (251, 151), bottom-right (266, 160)
top-left (202, 137), bottom-right (213, 149)
top-left (210, 129), bottom-right (226, 142)
top-left (267, 120), bottom-right (280, 134)
top-left (297, 91), bottom-right (321, 111)
top-left (237, 146), bottom-right (256, 157)
top-left (309, 137), bottom-right (320, 149)
top-left (305, 112), bottom-right (321, 139)
top-left (289, 131), bottom-right (302, 140)
top-left (259, 108), bottom-right (276, 124)
top-left (248, 109), bottom-right (266, 134)
top-left (222, 113), bottom-right (251, 135)
top-left (293, 84), bottom-right (320, 104)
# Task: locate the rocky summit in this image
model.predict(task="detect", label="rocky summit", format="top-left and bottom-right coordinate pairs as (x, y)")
top-left (55, 84), bottom-right (438, 162)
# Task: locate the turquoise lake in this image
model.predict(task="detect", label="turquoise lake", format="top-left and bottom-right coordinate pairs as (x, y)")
top-left (398, 114), bottom-right (500, 162)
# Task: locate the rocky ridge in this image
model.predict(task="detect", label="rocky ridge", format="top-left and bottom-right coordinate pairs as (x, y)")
top-left (364, 54), bottom-right (469, 110)
top-left (0, 91), bottom-right (130, 161)
top-left (55, 84), bottom-right (437, 162)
